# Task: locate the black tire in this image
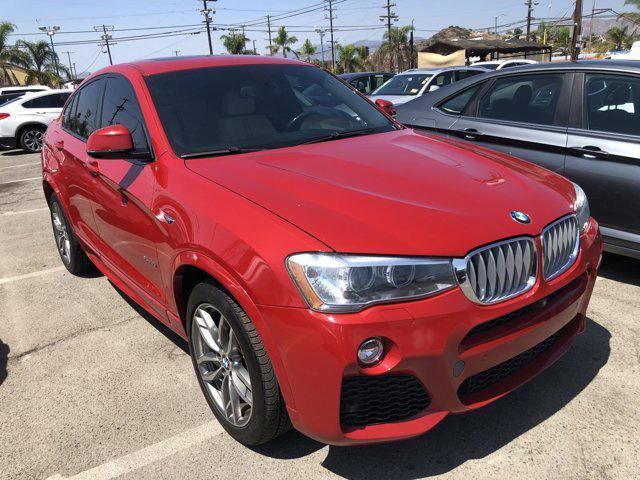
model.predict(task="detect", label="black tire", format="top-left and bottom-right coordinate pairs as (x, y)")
top-left (19, 125), bottom-right (46, 153)
top-left (187, 281), bottom-right (291, 445)
top-left (49, 193), bottom-right (93, 275)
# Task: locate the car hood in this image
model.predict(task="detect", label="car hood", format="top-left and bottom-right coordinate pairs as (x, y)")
top-left (368, 95), bottom-right (415, 105)
top-left (185, 129), bottom-right (576, 256)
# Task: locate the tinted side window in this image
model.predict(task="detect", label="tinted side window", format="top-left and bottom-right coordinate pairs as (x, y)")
top-left (372, 74), bottom-right (388, 90)
top-left (350, 76), bottom-right (369, 94)
top-left (456, 70), bottom-right (483, 81)
top-left (478, 74), bottom-right (564, 125)
top-left (101, 76), bottom-right (149, 152)
top-left (69, 79), bottom-right (105, 139)
top-left (62, 93), bottom-right (78, 129)
top-left (439, 84), bottom-right (482, 115)
top-left (584, 73), bottom-right (640, 136)
top-left (433, 71), bottom-right (455, 88)
top-left (23, 93), bottom-right (71, 109)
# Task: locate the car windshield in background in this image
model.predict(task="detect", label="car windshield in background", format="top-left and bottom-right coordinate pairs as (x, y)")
top-left (145, 64), bottom-right (395, 157)
top-left (372, 74), bottom-right (432, 96)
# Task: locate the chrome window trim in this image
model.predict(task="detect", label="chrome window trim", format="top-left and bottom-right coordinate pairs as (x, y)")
top-left (453, 236), bottom-right (538, 305)
top-left (541, 214), bottom-right (580, 281)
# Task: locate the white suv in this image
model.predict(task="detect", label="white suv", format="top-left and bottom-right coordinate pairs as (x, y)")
top-left (0, 89), bottom-right (71, 153)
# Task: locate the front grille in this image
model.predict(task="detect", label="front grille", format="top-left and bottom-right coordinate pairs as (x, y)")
top-left (340, 375), bottom-right (431, 428)
top-left (542, 215), bottom-right (579, 281)
top-left (456, 237), bottom-right (537, 304)
top-left (458, 329), bottom-right (561, 399)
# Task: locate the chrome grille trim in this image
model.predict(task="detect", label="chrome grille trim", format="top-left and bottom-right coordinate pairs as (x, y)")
top-left (453, 237), bottom-right (537, 305)
top-left (541, 214), bottom-right (580, 281)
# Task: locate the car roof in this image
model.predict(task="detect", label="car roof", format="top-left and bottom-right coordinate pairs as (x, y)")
top-left (399, 66), bottom-right (487, 75)
top-left (339, 72), bottom-right (392, 79)
top-left (89, 55), bottom-right (306, 79)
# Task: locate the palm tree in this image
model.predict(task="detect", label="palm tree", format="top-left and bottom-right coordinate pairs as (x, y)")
top-left (272, 26), bottom-right (298, 58)
top-left (17, 40), bottom-right (68, 86)
top-left (299, 39), bottom-right (316, 62)
top-left (606, 25), bottom-right (633, 51)
top-left (0, 22), bottom-right (30, 85)
top-left (376, 25), bottom-right (414, 73)
top-left (220, 31), bottom-right (248, 55)
top-left (335, 44), bottom-right (363, 73)
top-left (620, 0), bottom-right (640, 27)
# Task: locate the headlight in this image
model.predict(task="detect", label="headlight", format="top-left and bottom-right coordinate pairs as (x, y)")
top-left (572, 182), bottom-right (590, 232)
top-left (286, 253), bottom-right (456, 312)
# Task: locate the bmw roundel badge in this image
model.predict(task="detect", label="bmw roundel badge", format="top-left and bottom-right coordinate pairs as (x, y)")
top-left (510, 210), bottom-right (531, 224)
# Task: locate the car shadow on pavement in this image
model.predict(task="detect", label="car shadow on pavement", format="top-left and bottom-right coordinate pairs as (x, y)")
top-left (0, 149), bottom-right (28, 157)
top-left (597, 253), bottom-right (640, 287)
top-left (255, 318), bottom-right (611, 479)
top-left (0, 338), bottom-right (9, 387)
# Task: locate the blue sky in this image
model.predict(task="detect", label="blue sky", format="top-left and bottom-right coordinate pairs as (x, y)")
top-left (2, 0), bottom-right (631, 74)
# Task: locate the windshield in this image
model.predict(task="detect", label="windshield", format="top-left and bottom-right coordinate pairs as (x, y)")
top-left (372, 73), bottom-right (432, 96)
top-left (145, 64), bottom-right (395, 157)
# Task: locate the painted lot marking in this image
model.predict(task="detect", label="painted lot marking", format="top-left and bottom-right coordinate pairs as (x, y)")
top-left (46, 421), bottom-right (224, 480)
top-left (0, 161), bottom-right (40, 170)
top-left (0, 176), bottom-right (41, 186)
top-left (2, 207), bottom-right (48, 216)
top-left (0, 266), bottom-right (65, 285)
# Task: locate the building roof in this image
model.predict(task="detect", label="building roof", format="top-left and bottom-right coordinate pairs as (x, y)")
top-left (418, 38), bottom-right (549, 56)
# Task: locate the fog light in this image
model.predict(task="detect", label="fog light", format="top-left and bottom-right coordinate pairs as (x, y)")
top-left (357, 337), bottom-right (384, 366)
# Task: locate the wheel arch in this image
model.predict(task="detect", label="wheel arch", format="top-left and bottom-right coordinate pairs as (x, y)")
top-left (16, 121), bottom-right (48, 141)
top-left (171, 253), bottom-right (297, 409)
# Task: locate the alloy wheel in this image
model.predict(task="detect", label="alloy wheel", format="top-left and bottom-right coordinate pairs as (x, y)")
top-left (51, 202), bottom-right (71, 264)
top-left (24, 130), bottom-right (44, 152)
top-left (192, 303), bottom-right (253, 427)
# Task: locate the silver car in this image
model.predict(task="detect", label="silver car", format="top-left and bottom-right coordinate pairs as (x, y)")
top-left (368, 66), bottom-right (488, 106)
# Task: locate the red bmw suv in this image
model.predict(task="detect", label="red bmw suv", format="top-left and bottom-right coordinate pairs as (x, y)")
top-left (42, 56), bottom-right (602, 446)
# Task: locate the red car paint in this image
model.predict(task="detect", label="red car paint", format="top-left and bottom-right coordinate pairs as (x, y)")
top-left (42, 55), bottom-right (602, 445)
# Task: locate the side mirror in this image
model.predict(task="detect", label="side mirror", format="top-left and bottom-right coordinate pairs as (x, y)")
top-left (86, 124), bottom-right (134, 159)
top-left (375, 98), bottom-right (396, 117)
top-left (428, 85), bottom-right (440, 92)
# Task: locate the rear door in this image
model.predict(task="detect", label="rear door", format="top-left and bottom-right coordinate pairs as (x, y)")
top-left (450, 71), bottom-right (572, 173)
top-left (89, 74), bottom-right (166, 308)
top-left (565, 71), bottom-right (640, 254)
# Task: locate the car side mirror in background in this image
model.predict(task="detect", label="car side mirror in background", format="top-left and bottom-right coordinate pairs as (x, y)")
top-left (86, 124), bottom-right (135, 159)
top-left (428, 85), bottom-right (440, 92)
top-left (375, 98), bottom-right (396, 117)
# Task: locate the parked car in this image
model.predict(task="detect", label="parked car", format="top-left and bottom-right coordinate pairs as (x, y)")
top-left (43, 56), bottom-right (601, 447)
top-left (473, 59), bottom-right (538, 70)
top-left (368, 66), bottom-right (488, 106)
top-left (338, 71), bottom-right (395, 95)
top-left (0, 85), bottom-right (51, 106)
top-left (396, 60), bottom-right (639, 259)
top-left (0, 89), bottom-right (71, 152)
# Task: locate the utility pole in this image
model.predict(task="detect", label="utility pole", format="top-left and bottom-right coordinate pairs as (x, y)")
top-left (571, 0), bottom-right (584, 61)
top-left (587, 0), bottom-right (596, 54)
top-left (61, 51), bottom-right (74, 83)
top-left (172, 50), bottom-right (181, 57)
top-left (267, 15), bottom-right (273, 55)
top-left (94, 25), bottom-right (114, 65)
top-left (380, 0), bottom-right (398, 72)
top-left (200, 0), bottom-right (216, 55)
top-left (525, 0), bottom-right (539, 41)
top-left (315, 27), bottom-right (327, 67)
top-left (325, 0), bottom-right (336, 71)
top-left (38, 26), bottom-right (60, 78)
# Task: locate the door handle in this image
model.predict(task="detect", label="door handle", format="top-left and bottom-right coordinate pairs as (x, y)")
top-left (457, 128), bottom-right (482, 140)
top-left (85, 159), bottom-right (100, 176)
top-left (569, 145), bottom-right (609, 159)
top-left (55, 140), bottom-right (64, 151)
top-left (36, 111), bottom-right (46, 114)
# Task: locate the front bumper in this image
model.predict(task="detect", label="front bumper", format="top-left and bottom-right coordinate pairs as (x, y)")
top-left (259, 219), bottom-right (602, 445)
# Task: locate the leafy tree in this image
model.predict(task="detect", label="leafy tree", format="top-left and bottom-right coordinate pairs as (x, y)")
top-left (299, 39), bottom-right (317, 62)
top-left (220, 31), bottom-right (248, 55)
top-left (620, 0), bottom-right (640, 26)
top-left (16, 40), bottom-right (69, 86)
top-left (272, 26), bottom-right (298, 58)
top-left (0, 22), bottom-right (30, 84)
top-left (336, 44), bottom-right (363, 73)
top-left (549, 26), bottom-right (571, 59)
top-left (375, 25), bottom-right (414, 72)
top-left (606, 25), bottom-right (633, 51)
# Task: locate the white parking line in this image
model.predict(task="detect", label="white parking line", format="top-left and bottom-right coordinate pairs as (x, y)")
top-left (0, 266), bottom-right (65, 285)
top-left (46, 421), bottom-right (225, 480)
top-left (0, 176), bottom-right (41, 186)
top-left (2, 207), bottom-right (48, 216)
top-left (0, 161), bottom-right (40, 170)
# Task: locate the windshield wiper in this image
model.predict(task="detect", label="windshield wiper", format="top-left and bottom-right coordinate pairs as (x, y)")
top-left (295, 128), bottom-right (376, 146)
top-left (181, 147), bottom-right (264, 159)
